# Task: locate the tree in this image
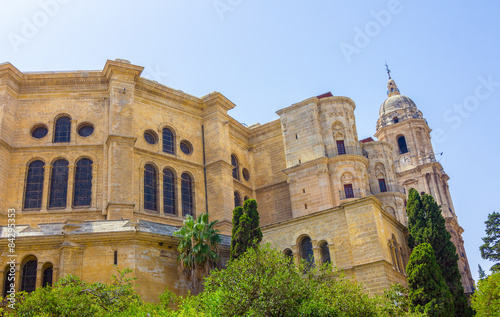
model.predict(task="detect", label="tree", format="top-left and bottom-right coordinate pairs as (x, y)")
top-left (480, 211), bottom-right (500, 273)
top-left (173, 213), bottom-right (221, 294)
top-left (479, 264), bottom-right (487, 280)
top-left (471, 271), bottom-right (500, 317)
top-left (406, 188), bottom-right (471, 316)
top-left (230, 199), bottom-right (262, 260)
top-left (175, 244), bottom-right (422, 317)
top-left (11, 269), bottom-right (142, 317)
top-left (229, 205), bottom-right (243, 260)
top-left (406, 243), bottom-right (454, 317)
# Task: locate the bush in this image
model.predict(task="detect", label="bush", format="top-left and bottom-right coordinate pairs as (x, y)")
top-left (471, 271), bottom-right (500, 316)
top-left (10, 268), bottom-right (141, 317)
top-left (175, 244), bottom-right (420, 317)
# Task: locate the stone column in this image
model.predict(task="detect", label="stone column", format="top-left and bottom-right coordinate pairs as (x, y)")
top-left (291, 245), bottom-right (300, 267)
top-left (177, 174), bottom-right (183, 217)
top-left (66, 165), bottom-right (75, 209)
top-left (91, 164), bottom-right (98, 209)
top-left (159, 172), bottom-right (164, 215)
top-left (103, 60), bottom-right (143, 221)
top-left (14, 263), bottom-right (21, 292)
top-left (35, 261), bottom-right (43, 289)
top-left (52, 267), bottom-right (59, 284)
top-left (41, 165), bottom-right (52, 211)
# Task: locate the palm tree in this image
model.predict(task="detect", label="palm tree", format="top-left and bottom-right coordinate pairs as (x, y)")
top-left (173, 213), bottom-right (220, 294)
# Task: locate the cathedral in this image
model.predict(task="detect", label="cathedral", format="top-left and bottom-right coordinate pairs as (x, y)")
top-left (0, 59), bottom-right (474, 302)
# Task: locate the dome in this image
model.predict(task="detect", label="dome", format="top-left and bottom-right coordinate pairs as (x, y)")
top-left (379, 94), bottom-right (417, 117)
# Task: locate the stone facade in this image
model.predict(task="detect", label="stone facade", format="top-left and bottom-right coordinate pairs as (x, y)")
top-left (0, 60), bottom-right (473, 302)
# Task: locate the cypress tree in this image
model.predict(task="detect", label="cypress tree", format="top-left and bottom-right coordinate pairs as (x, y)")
top-left (406, 243), bottom-right (454, 316)
top-left (230, 206), bottom-right (244, 259)
top-left (230, 199), bottom-right (262, 260)
top-left (243, 199), bottom-right (263, 246)
top-left (406, 188), bottom-right (472, 316)
top-left (480, 211), bottom-right (500, 273)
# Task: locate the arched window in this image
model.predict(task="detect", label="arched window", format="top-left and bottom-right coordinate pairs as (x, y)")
top-left (162, 128), bottom-right (175, 154)
top-left (244, 195), bottom-right (250, 202)
top-left (397, 135), bottom-right (408, 154)
top-left (24, 160), bottom-right (45, 209)
top-left (54, 116), bottom-right (71, 143)
top-left (181, 173), bottom-right (194, 216)
top-left (42, 263), bottom-right (53, 287)
top-left (73, 158), bottom-right (92, 207)
top-left (231, 155), bottom-right (239, 180)
top-left (2, 265), bottom-right (9, 297)
top-left (234, 191), bottom-right (241, 207)
top-left (300, 236), bottom-right (314, 266)
top-left (49, 159), bottom-right (69, 208)
top-left (393, 117), bottom-right (399, 123)
top-left (21, 259), bottom-right (37, 293)
top-left (144, 164), bottom-right (158, 211)
top-left (163, 168), bottom-right (176, 214)
top-left (319, 242), bottom-right (331, 264)
top-left (284, 249), bottom-right (293, 265)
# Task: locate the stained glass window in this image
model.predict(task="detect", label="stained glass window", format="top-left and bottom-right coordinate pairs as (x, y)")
top-left (144, 164), bottom-right (157, 211)
top-left (74, 158), bottom-right (92, 206)
top-left (231, 155), bottom-right (239, 180)
top-left (24, 160), bottom-right (45, 209)
top-left (54, 116), bottom-right (71, 143)
top-left (162, 128), bottom-right (175, 154)
top-left (181, 173), bottom-right (194, 216)
top-left (21, 260), bottom-right (37, 293)
top-left (163, 168), bottom-right (176, 214)
top-left (49, 159), bottom-right (69, 208)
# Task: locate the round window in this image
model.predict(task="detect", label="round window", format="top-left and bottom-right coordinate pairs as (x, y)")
top-left (242, 168), bottom-right (250, 181)
top-left (180, 140), bottom-right (192, 155)
top-left (31, 125), bottom-right (48, 139)
top-left (144, 130), bottom-right (158, 145)
top-left (78, 124), bottom-right (94, 137)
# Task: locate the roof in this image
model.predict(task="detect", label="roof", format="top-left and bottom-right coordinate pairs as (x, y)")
top-left (360, 137), bottom-right (374, 143)
top-left (316, 92), bottom-right (333, 99)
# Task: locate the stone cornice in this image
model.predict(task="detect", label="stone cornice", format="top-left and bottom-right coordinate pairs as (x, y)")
top-left (135, 78), bottom-right (204, 112)
top-left (276, 96), bottom-right (356, 116)
top-left (375, 118), bottom-right (429, 138)
top-left (102, 59), bottom-right (144, 81)
top-left (201, 92), bottom-right (236, 111)
top-left (0, 62), bottom-right (24, 87)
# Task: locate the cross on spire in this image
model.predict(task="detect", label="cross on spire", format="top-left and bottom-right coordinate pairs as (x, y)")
top-left (385, 62), bottom-right (391, 79)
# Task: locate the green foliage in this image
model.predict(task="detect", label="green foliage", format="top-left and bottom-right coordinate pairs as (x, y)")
top-left (406, 243), bottom-right (454, 317)
top-left (480, 211), bottom-right (500, 273)
top-left (230, 199), bottom-right (262, 260)
top-left (173, 213), bottom-right (221, 294)
top-left (176, 244), bottom-right (420, 317)
top-left (406, 188), bottom-right (471, 316)
top-left (10, 268), bottom-right (141, 317)
top-left (230, 205), bottom-right (243, 259)
top-left (479, 264), bottom-right (487, 280)
top-left (471, 271), bottom-right (500, 317)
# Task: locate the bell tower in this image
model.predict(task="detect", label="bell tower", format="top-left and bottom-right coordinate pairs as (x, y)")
top-left (374, 67), bottom-right (475, 294)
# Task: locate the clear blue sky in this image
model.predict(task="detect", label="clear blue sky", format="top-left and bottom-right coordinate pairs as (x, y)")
top-left (1, 0), bottom-right (499, 282)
